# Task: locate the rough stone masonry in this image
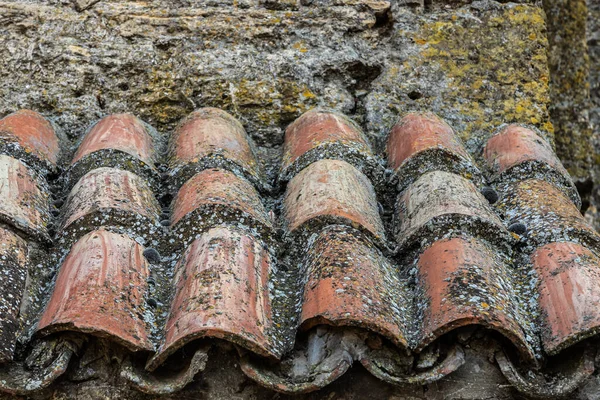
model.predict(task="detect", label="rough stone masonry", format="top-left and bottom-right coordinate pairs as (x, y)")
top-left (0, 0), bottom-right (598, 399)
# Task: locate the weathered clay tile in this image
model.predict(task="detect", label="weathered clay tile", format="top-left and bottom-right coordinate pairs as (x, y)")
top-left (0, 227), bottom-right (28, 363)
top-left (283, 159), bottom-right (385, 244)
top-left (531, 242), bottom-right (600, 355)
top-left (386, 112), bottom-right (481, 190)
top-left (280, 109), bottom-right (379, 183)
top-left (59, 167), bottom-right (160, 242)
top-left (299, 227), bottom-right (408, 350)
top-left (170, 169), bottom-right (272, 245)
top-left (0, 110), bottom-right (59, 170)
top-left (484, 124), bottom-right (579, 205)
top-left (167, 108), bottom-right (264, 190)
top-left (0, 155), bottom-right (50, 241)
top-left (37, 229), bottom-right (153, 351)
top-left (395, 171), bottom-right (507, 250)
top-left (496, 179), bottom-right (598, 248)
top-left (69, 114), bottom-right (159, 187)
top-left (415, 236), bottom-right (535, 361)
top-left (147, 227), bottom-right (277, 371)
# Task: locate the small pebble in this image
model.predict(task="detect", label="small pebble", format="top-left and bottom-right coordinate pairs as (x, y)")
top-left (481, 186), bottom-right (499, 204)
top-left (143, 248), bottom-right (161, 264)
top-left (147, 298), bottom-right (158, 308)
top-left (508, 222), bottom-right (527, 235)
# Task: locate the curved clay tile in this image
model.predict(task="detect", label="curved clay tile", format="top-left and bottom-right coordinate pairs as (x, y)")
top-left (0, 155), bottom-right (50, 241)
top-left (147, 227), bottom-right (277, 371)
top-left (497, 179), bottom-right (598, 248)
top-left (167, 108), bottom-right (263, 190)
top-left (59, 167), bottom-right (160, 241)
top-left (0, 227), bottom-right (28, 363)
top-left (280, 109), bottom-right (377, 183)
top-left (299, 227), bottom-right (409, 350)
top-left (395, 170), bottom-right (506, 249)
top-left (386, 112), bottom-right (481, 190)
top-left (0, 110), bottom-right (60, 169)
top-left (484, 124), bottom-right (579, 205)
top-left (283, 159), bottom-right (385, 244)
top-left (415, 236), bottom-right (535, 362)
top-left (37, 229), bottom-right (153, 351)
top-left (532, 242), bottom-right (600, 355)
top-left (170, 169), bottom-right (272, 244)
top-left (69, 114), bottom-right (159, 187)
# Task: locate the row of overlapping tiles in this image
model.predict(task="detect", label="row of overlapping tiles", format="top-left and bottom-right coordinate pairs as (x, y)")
top-left (0, 108), bottom-right (599, 396)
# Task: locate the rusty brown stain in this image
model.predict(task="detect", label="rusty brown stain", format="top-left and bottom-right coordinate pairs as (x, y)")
top-left (0, 110), bottom-right (59, 167)
top-left (71, 114), bottom-right (156, 166)
top-left (37, 229), bottom-right (153, 351)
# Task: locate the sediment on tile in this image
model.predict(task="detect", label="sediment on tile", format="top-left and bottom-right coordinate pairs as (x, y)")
top-left (490, 160), bottom-right (581, 208)
top-left (409, 233), bottom-right (538, 361)
top-left (278, 142), bottom-right (386, 190)
top-left (65, 149), bottom-right (161, 191)
top-left (166, 155), bottom-right (270, 195)
top-left (494, 179), bottom-right (599, 250)
top-left (392, 148), bottom-right (485, 194)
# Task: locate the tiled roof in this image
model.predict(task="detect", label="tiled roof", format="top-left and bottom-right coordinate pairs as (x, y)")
top-left (0, 108), bottom-right (598, 397)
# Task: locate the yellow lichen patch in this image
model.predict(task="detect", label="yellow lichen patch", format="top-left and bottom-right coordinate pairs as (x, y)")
top-left (393, 4), bottom-right (553, 149)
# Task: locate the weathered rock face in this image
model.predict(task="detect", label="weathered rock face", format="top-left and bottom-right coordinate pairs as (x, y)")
top-left (0, 0), bottom-right (598, 399)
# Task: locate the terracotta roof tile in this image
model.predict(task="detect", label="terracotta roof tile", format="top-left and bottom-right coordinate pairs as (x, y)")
top-left (0, 227), bottom-right (28, 363)
top-left (170, 169), bottom-right (272, 246)
top-left (0, 155), bottom-right (50, 241)
top-left (415, 236), bottom-right (535, 361)
top-left (59, 167), bottom-right (160, 243)
top-left (37, 229), bottom-right (153, 352)
top-left (0, 110), bottom-right (60, 170)
top-left (395, 170), bottom-right (507, 250)
top-left (532, 242), bottom-right (600, 355)
top-left (3, 105), bottom-right (600, 397)
top-left (386, 112), bottom-right (482, 190)
top-left (283, 159), bottom-right (385, 244)
top-left (147, 227), bottom-right (277, 371)
top-left (280, 109), bottom-right (380, 184)
top-left (484, 124), bottom-right (579, 206)
top-left (299, 227), bottom-right (409, 350)
top-left (167, 108), bottom-right (264, 191)
top-left (68, 114), bottom-right (160, 187)
top-left (496, 179), bottom-right (598, 248)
